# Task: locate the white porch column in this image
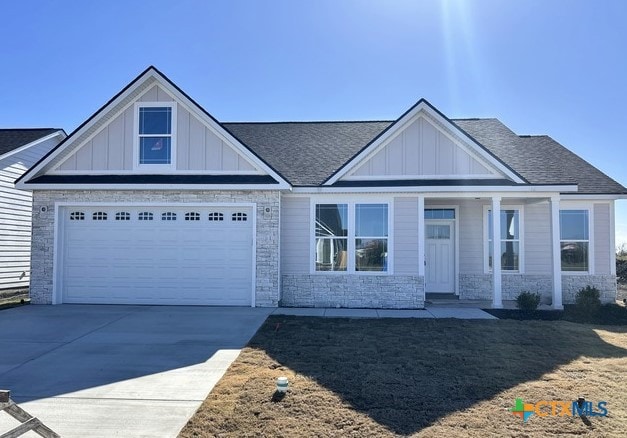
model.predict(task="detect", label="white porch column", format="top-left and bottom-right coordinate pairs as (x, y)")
top-left (418, 195), bottom-right (425, 277)
top-left (550, 196), bottom-right (563, 309)
top-left (492, 196), bottom-right (502, 308)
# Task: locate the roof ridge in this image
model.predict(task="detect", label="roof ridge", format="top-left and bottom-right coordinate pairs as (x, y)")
top-left (0, 128), bottom-right (60, 131)
top-left (222, 120), bottom-right (394, 125)
top-left (519, 134), bottom-right (549, 138)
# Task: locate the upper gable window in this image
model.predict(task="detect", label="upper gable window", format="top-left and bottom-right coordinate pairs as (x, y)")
top-left (136, 103), bottom-right (176, 168)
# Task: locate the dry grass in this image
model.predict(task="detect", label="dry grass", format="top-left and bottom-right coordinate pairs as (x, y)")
top-left (180, 317), bottom-right (627, 437)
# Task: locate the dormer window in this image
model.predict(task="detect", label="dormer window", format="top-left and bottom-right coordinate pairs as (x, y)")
top-left (135, 102), bottom-right (176, 168)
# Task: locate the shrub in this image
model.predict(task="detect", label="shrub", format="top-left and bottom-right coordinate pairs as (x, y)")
top-left (572, 286), bottom-right (601, 321)
top-left (617, 259), bottom-right (627, 285)
top-left (516, 291), bottom-right (541, 312)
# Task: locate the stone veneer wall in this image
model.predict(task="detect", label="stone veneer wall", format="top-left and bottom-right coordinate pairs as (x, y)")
top-left (562, 275), bottom-right (616, 304)
top-left (459, 273), bottom-right (617, 304)
top-left (281, 274), bottom-right (425, 309)
top-left (30, 190), bottom-right (281, 306)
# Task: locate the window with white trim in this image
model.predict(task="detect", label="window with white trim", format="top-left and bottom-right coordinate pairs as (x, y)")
top-left (115, 212), bottom-right (131, 221)
top-left (560, 210), bottom-right (589, 272)
top-left (208, 212), bottom-right (224, 221)
top-left (93, 212), bottom-right (107, 221)
top-left (486, 209), bottom-right (521, 271)
top-left (355, 204), bottom-right (388, 271)
top-left (70, 211), bottom-right (85, 221)
top-left (314, 203), bottom-right (389, 273)
top-left (315, 204), bottom-right (348, 272)
top-left (137, 103), bottom-right (175, 166)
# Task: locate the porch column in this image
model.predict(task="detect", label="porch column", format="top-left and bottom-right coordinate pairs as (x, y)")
top-left (418, 195), bottom-right (425, 277)
top-left (550, 196), bottom-right (563, 309)
top-left (491, 196), bottom-right (502, 308)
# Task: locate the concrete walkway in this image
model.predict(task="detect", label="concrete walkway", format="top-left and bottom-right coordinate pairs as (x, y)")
top-left (0, 305), bottom-right (272, 438)
top-left (272, 306), bottom-right (497, 319)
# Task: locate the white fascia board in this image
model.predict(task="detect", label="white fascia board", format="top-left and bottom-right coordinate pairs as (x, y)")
top-left (292, 184), bottom-right (577, 195)
top-left (19, 183), bottom-right (290, 191)
top-left (560, 194), bottom-right (627, 200)
top-left (0, 131), bottom-right (66, 161)
top-left (324, 101), bottom-right (525, 186)
top-left (19, 71), bottom-right (158, 183)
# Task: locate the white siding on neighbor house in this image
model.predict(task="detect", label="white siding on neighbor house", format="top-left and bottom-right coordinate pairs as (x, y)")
top-left (594, 203), bottom-right (611, 275)
top-left (348, 116), bottom-right (497, 178)
top-left (394, 197), bottom-right (419, 275)
top-left (54, 84), bottom-right (259, 174)
top-left (0, 137), bottom-right (60, 289)
top-left (280, 196), bottom-right (310, 274)
top-left (524, 202), bottom-right (552, 274)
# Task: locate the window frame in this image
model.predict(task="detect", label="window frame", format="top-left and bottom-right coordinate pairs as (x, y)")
top-left (559, 207), bottom-right (593, 274)
top-left (133, 102), bottom-right (177, 171)
top-left (483, 205), bottom-right (524, 274)
top-left (310, 199), bottom-right (392, 275)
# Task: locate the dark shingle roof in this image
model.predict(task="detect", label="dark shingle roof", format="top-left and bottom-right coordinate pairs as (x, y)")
top-left (223, 119), bottom-right (626, 194)
top-left (223, 121), bottom-right (391, 187)
top-left (0, 129), bottom-right (60, 157)
top-left (453, 119), bottom-right (627, 194)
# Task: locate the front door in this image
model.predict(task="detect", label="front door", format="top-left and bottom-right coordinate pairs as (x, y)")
top-left (424, 220), bottom-right (455, 293)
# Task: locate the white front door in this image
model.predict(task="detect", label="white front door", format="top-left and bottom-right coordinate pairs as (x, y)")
top-left (424, 220), bottom-right (455, 293)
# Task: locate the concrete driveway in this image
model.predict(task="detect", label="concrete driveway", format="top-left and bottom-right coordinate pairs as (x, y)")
top-left (0, 305), bottom-right (272, 437)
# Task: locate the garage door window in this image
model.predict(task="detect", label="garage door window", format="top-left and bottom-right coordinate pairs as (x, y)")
top-left (93, 212), bottom-right (107, 221)
top-left (208, 212), bottom-right (224, 221)
top-left (138, 212), bottom-right (153, 221)
top-left (232, 212), bottom-right (247, 221)
top-left (70, 211), bottom-right (85, 220)
top-left (115, 212), bottom-right (131, 221)
top-left (185, 212), bottom-right (201, 221)
top-left (162, 212), bottom-right (177, 221)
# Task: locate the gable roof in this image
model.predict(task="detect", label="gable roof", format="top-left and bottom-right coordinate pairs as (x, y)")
top-left (0, 129), bottom-right (61, 157)
top-left (16, 67), bottom-right (290, 189)
top-left (224, 120), bottom-right (627, 194)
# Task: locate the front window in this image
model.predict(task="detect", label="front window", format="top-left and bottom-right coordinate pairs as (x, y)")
top-left (487, 209), bottom-right (520, 271)
top-left (355, 204), bottom-right (388, 271)
top-left (138, 105), bottom-right (173, 165)
top-left (315, 204), bottom-right (348, 271)
top-left (560, 210), bottom-right (589, 272)
top-left (314, 203), bottom-right (389, 273)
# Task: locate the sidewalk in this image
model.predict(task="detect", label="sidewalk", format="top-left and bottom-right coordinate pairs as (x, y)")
top-left (271, 306), bottom-right (497, 319)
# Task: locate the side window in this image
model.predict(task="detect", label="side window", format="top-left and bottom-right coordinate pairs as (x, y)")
top-left (560, 210), bottom-right (589, 272)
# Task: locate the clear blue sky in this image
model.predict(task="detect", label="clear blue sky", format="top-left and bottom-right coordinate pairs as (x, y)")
top-left (2, 0), bottom-right (626, 245)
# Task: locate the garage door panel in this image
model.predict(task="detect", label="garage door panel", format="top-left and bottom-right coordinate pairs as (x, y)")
top-left (60, 206), bottom-right (254, 305)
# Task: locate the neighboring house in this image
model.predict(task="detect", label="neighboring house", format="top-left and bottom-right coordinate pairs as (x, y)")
top-left (0, 129), bottom-right (66, 290)
top-left (15, 67), bottom-right (627, 309)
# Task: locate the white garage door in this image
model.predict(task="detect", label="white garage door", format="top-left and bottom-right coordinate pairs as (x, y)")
top-left (59, 205), bottom-right (254, 305)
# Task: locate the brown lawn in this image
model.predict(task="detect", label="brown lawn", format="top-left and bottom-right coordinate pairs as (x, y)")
top-left (180, 317), bottom-right (627, 437)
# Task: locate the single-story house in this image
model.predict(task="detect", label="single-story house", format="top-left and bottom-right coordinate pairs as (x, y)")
top-left (1, 129), bottom-right (65, 290)
top-left (15, 67), bottom-right (627, 309)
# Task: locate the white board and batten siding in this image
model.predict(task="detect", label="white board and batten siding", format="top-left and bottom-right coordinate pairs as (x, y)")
top-left (53, 84), bottom-right (258, 174)
top-left (346, 116), bottom-right (498, 179)
top-left (393, 197), bottom-right (420, 274)
top-left (280, 197), bottom-right (310, 274)
top-left (594, 203), bottom-right (611, 275)
top-left (0, 136), bottom-right (61, 289)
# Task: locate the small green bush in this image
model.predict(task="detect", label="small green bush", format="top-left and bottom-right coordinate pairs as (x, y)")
top-left (573, 286), bottom-right (601, 321)
top-left (516, 291), bottom-right (541, 312)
